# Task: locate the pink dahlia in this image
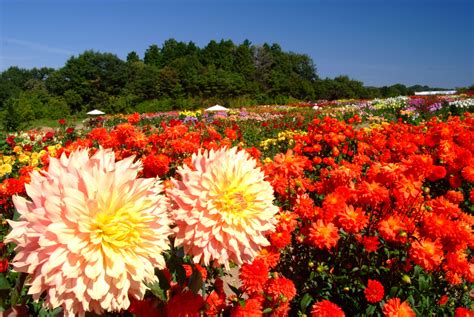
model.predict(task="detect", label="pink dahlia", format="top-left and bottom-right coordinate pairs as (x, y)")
top-left (168, 147), bottom-right (278, 269)
top-left (5, 148), bottom-right (173, 316)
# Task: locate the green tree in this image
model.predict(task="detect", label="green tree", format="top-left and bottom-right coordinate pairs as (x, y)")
top-left (46, 50), bottom-right (127, 111)
top-left (124, 62), bottom-right (161, 101)
top-left (158, 66), bottom-right (181, 98)
top-left (46, 96), bottom-right (71, 119)
top-left (1, 93), bottom-right (36, 130)
top-left (144, 44), bottom-right (161, 67)
top-left (0, 67), bottom-right (54, 108)
top-left (160, 39), bottom-right (189, 66)
top-left (170, 55), bottom-right (203, 97)
top-left (63, 89), bottom-right (84, 112)
top-left (233, 40), bottom-right (253, 73)
top-left (127, 51), bottom-right (141, 63)
top-left (200, 39), bottom-right (235, 70)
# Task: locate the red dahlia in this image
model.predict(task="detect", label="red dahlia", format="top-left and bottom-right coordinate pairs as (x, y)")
top-left (364, 279), bottom-right (384, 303)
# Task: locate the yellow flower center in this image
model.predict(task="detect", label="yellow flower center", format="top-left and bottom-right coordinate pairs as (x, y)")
top-left (92, 209), bottom-right (142, 250)
top-left (422, 241), bottom-right (436, 255)
top-left (215, 191), bottom-right (249, 214)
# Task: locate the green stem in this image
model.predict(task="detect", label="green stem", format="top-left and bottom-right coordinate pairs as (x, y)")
top-left (10, 272), bottom-right (27, 306)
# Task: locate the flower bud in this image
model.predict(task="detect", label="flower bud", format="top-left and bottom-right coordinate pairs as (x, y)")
top-left (402, 275), bottom-right (411, 284)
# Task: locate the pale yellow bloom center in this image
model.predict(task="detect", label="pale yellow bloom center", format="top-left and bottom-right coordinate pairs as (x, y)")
top-left (92, 210), bottom-right (142, 250)
top-left (215, 191), bottom-right (249, 214)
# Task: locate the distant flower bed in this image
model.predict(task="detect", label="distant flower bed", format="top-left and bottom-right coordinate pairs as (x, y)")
top-left (0, 97), bottom-right (472, 316)
top-left (312, 94), bottom-right (474, 124)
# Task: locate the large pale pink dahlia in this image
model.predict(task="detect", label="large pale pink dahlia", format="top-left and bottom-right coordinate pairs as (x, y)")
top-left (168, 147), bottom-right (278, 269)
top-left (5, 148), bottom-right (173, 316)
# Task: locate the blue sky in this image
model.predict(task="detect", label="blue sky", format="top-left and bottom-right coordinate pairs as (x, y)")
top-left (0, 0), bottom-right (473, 87)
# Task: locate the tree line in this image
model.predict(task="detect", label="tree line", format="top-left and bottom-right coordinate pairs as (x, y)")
top-left (1, 39), bottom-right (471, 129)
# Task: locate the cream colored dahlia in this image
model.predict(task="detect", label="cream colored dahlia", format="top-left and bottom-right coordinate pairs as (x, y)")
top-left (168, 147), bottom-right (278, 269)
top-left (5, 148), bottom-right (172, 316)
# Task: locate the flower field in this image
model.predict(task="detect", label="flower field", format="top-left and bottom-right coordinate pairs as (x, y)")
top-left (0, 94), bottom-right (473, 316)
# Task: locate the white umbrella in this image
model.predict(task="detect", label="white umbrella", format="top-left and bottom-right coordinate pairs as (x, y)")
top-left (205, 104), bottom-right (229, 112)
top-left (86, 109), bottom-right (105, 115)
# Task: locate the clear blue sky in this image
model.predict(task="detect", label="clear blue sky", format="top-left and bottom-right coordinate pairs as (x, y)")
top-left (0, 0), bottom-right (473, 88)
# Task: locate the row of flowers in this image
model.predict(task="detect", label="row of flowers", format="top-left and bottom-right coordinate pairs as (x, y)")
top-left (0, 104), bottom-right (473, 316)
top-left (312, 94), bottom-right (474, 123)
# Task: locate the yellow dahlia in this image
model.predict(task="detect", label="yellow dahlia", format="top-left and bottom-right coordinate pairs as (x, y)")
top-left (168, 147), bottom-right (278, 269)
top-left (5, 148), bottom-right (172, 316)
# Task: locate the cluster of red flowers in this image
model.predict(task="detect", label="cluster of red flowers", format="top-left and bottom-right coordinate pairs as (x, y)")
top-left (0, 110), bottom-right (473, 316)
top-left (261, 114), bottom-right (473, 314)
top-left (238, 258), bottom-right (297, 316)
top-left (285, 114), bottom-right (472, 278)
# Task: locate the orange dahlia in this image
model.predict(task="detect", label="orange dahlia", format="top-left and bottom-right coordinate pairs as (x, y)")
top-left (382, 298), bottom-right (416, 317)
top-left (205, 289), bottom-right (226, 316)
top-left (239, 258), bottom-right (269, 294)
top-left (270, 302), bottom-right (291, 316)
top-left (142, 153), bottom-right (171, 178)
top-left (337, 204), bottom-right (368, 234)
top-left (127, 112), bottom-right (141, 125)
top-left (356, 181), bottom-right (390, 206)
top-left (275, 211), bottom-right (298, 232)
top-left (255, 247), bottom-right (281, 269)
top-left (230, 298), bottom-right (263, 317)
top-left (311, 300), bottom-right (345, 317)
top-left (264, 276), bottom-right (296, 303)
top-left (378, 215), bottom-right (408, 243)
top-left (168, 147), bottom-right (278, 269)
top-left (5, 149), bottom-right (173, 316)
top-left (269, 230), bottom-right (292, 249)
top-left (445, 190), bottom-right (464, 204)
top-left (272, 149), bottom-right (309, 178)
top-left (409, 238), bottom-right (444, 271)
top-left (294, 194), bottom-right (316, 220)
top-left (461, 165), bottom-right (474, 183)
top-left (308, 220), bottom-right (340, 250)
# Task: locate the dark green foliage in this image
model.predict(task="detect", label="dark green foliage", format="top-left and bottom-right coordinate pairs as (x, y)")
top-left (144, 44), bottom-right (161, 67)
top-left (126, 51), bottom-right (141, 63)
top-left (47, 50), bottom-right (127, 111)
top-left (1, 39), bottom-right (469, 128)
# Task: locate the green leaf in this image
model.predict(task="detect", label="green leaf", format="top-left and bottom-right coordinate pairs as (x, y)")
top-left (175, 265), bottom-right (187, 285)
top-left (263, 308), bottom-right (273, 313)
top-left (228, 284), bottom-right (241, 296)
top-left (389, 286), bottom-right (398, 297)
top-left (413, 265), bottom-right (421, 278)
top-left (156, 269), bottom-right (171, 292)
top-left (418, 276), bottom-right (428, 292)
top-left (300, 293), bottom-right (313, 312)
top-left (188, 266), bottom-right (203, 294)
top-left (0, 274), bottom-right (10, 290)
top-left (38, 306), bottom-right (63, 317)
top-left (13, 209), bottom-right (21, 221)
top-left (148, 281), bottom-right (166, 301)
top-left (365, 304), bottom-right (376, 316)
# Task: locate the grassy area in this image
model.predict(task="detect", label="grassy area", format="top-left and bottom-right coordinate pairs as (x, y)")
top-left (0, 116), bottom-right (86, 132)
